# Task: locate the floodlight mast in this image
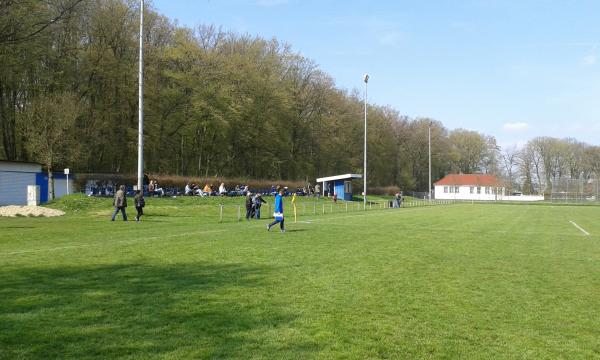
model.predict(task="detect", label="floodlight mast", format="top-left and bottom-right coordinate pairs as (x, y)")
top-left (363, 74), bottom-right (369, 210)
top-left (137, 0), bottom-right (144, 191)
top-left (428, 121), bottom-right (432, 201)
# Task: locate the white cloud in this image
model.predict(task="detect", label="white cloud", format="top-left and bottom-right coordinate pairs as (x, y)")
top-left (582, 54), bottom-right (597, 66)
top-left (256, 0), bottom-right (288, 7)
top-left (503, 122), bottom-right (530, 132)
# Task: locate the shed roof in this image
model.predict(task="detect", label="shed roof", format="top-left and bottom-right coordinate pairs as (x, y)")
top-left (0, 160), bottom-right (42, 173)
top-left (316, 174), bottom-right (362, 183)
top-left (434, 174), bottom-right (501, 187)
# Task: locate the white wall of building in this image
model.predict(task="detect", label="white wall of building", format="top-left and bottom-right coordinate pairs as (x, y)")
top-left (502, 195), bottom-right (545, 202)
top-left (434, 185), bottom-right (544, 201)
top-left (434, 185), bottom-right (502, 201)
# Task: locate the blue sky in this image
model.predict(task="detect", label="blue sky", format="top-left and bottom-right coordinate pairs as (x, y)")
top-left (152, 0), bottom-right (600, 148)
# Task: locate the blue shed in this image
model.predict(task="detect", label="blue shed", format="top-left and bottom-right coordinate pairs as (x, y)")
top-left (0, 160), bottom-right (74, 205)
top-left (316, 174), bottom-right (362, 201)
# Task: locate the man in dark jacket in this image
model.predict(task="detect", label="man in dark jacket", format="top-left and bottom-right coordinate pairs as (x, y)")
top-left (111, 185), bottom-right (128, 221)
top-left (245, 192), bottom-right (254, 221)
top-left (253, 193), bottom-right (266, 219)
top-left (134, 190), bottom-right (145, 222)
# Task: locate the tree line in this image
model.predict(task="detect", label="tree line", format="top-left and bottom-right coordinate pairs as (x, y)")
top-left (1, 0), bottom-right (599, 195)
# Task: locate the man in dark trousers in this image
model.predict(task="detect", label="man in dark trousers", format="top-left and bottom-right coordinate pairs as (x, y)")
top-left (253, 193), bottom-right (266, 219)
top-left (245, 192), bottom-right (254, 221)
top-left (134, 189), bottom-right (145, 221)
top-left (111, 185), bottom-right (128, 221)
top-left (267, 187), bottom-right (285, 232)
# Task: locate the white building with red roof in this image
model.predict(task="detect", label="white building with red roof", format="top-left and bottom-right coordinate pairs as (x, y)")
top-left (434, 174), bottom-right (544, 201)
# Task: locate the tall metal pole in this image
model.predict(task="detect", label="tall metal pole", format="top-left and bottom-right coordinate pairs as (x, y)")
top-left (137, 0), bottom-right (144, 191)
top-left (428, 123), bottom-right (432, 201)
top-left (363, 74), bottom-right (369, 210)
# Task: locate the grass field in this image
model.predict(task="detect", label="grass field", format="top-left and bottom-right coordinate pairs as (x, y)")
top-left (1, 195), bottom-right (600, 359)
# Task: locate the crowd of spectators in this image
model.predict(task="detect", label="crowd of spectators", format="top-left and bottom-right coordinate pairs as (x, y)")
top-left (85, 178), bottom-right (180, 197)
top-left (85, 178), bottom-right (326, 199)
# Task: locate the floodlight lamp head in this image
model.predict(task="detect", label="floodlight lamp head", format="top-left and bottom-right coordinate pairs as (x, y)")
top-left (363, 74), bottom-right (369, 83)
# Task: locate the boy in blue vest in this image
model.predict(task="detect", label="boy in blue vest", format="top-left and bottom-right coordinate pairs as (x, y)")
top-left (267, 187), bottom-right (285, 233)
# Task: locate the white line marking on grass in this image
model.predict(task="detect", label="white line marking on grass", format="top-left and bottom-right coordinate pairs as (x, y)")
top-left (0, 229), bottom-right (227, 256)
top-left (569, 221), bottom-right (590, 236)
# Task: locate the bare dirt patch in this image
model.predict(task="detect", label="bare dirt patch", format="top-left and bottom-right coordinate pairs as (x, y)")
top-left (0, 206), bottom-right (65, 218)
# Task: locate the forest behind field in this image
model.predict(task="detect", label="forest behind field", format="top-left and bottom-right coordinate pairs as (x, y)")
top-left (2, 0), bottom-right (599, 193)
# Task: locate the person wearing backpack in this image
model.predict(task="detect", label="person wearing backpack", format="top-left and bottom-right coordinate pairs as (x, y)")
top-left (111, 185), bottom-right (128, 221)
top-left (134, 190), bottom-right (145, 222)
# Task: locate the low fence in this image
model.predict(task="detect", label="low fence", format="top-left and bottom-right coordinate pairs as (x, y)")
top-left (216, 198), bottom-right (458, 223)
top-left (550, 177), bottom-right (600, 205)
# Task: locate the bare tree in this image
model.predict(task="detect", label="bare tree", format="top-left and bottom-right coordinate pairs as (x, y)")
top-left (500, 145), bottom-right (519, 193)
top-left (22, 92), bottom-right (81, 200)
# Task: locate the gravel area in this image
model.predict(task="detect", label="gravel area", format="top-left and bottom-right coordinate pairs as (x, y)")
top-left (0, 206), bottom-right (65, 218)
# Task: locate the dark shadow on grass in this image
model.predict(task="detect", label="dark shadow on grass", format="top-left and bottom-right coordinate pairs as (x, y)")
top-left (286, 229), bottom-right (307, 233)
top-left (0, 263), bottom-right (318, 359)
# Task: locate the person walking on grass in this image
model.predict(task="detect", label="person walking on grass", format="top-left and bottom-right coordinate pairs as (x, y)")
top-left (111, 185), bottom-right (128, 221)
top-left (134, 189), bottom-right (145, 222)
top-left (253, 193), bottom-right (266, 219)
top-left (245, 192), bottom-right (254, 221)
top-left (267, 187), bottom-right (285, 232)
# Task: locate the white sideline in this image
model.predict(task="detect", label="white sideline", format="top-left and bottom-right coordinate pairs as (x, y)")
top-left (0, 229), bottom-right (227, 256)
top-left (569, 221), bottom-right (590, 236)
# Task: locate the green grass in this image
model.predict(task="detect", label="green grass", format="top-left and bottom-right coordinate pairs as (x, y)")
top-left (1, 196), bottom-right (600, 359)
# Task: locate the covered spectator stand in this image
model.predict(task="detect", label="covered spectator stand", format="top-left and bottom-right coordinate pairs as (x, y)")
top-left (316, 174), bottom-right (362, 201)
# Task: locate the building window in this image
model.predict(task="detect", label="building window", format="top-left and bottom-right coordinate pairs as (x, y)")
top-left (477, 187), bottom-right (481, 194)
top-left (444, 186), bottom-right (448, 193)
top-left (485, 187), bottom-right (490, 194)
top-left (455, 186), bottom-right (459, 193)
top-left (470, 187), bottom-right (474, 194)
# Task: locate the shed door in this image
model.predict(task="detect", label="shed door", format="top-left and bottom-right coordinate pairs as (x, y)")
top-left (344, 181), bottom-right (352, 193)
